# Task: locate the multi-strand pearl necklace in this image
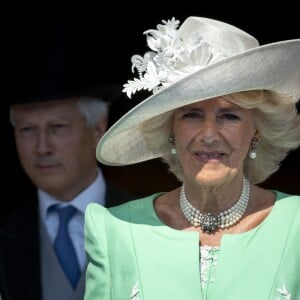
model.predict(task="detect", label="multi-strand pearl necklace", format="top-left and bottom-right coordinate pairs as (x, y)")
top-left (180, 177), bottom-right (250, 233)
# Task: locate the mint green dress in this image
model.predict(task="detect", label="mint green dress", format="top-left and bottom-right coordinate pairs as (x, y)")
top-left (84, 191), bottom-right (300, 299)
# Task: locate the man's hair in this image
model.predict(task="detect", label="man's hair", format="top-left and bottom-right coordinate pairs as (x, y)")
top-left (9, 96), bottom-right (109, 129)
top-left (77, 96), bottom-right (109, 128)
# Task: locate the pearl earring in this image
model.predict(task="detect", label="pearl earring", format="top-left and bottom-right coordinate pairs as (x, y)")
top-left (169, 134), bottom-right (176, 155)
top-left (249, 137), bottom-right (259, 159)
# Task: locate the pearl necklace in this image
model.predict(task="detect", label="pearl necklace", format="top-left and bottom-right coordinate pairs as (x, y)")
top-left (180, 177), bottom-right (250, 233)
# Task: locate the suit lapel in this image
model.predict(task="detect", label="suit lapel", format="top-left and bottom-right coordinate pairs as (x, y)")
top-left (0, 198), bottom-right (42, 300)
top-left (105, 180), bottom-right (136, 208)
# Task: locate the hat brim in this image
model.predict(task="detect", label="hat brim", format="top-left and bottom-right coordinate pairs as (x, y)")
top-left (96, 39), bottom-right (300, 166)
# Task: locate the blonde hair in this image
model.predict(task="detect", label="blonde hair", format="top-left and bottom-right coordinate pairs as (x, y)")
top-left (141, 90), bottom-right (300, 184)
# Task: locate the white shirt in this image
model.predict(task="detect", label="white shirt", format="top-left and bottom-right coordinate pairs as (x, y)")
top-left (39, 168), bottom-right (106, 270)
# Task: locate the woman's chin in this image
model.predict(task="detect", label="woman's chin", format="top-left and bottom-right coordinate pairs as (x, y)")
top-left (194, 169), bottom-right (237, 186)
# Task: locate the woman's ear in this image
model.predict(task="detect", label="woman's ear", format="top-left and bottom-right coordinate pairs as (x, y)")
top-left (253, 129), bottom-right (261, 140)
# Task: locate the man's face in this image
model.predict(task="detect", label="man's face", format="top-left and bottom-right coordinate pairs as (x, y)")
top-left (11, 98), bottom-right (102, 201)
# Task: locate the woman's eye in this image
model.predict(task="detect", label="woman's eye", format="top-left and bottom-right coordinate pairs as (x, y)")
top-left (221, 113), bottom-right (240, 120)
top-left (182, 112), bottom-right (202, 119)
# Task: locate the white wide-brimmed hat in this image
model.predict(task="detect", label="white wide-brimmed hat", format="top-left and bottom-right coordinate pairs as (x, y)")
top-left (96, 16), bottom-right (300, 166)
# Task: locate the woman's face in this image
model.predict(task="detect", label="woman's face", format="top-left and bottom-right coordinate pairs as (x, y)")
top-left (172, 96), bottom-right (257, 186)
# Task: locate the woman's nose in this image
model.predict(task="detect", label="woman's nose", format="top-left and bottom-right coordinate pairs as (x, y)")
top-left (198, 118), bottom-right (219, 145)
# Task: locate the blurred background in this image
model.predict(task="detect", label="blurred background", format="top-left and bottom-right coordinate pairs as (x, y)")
top-left (1, 8), bottom-right (299, 216)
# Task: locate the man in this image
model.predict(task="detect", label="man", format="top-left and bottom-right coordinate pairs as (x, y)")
top-left (0, 16), bottom-right (135, 300)
top-left (0, 92), bottom-right (135, 300)
top-left (0, 92), bottom-right (136, 300)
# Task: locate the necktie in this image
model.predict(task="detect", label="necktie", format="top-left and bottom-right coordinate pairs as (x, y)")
top-left (52, 205), bottom-right (81, 289)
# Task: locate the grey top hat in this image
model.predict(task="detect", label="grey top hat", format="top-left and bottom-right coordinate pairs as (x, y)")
top-left (3, 15), bottom-right (121, 106)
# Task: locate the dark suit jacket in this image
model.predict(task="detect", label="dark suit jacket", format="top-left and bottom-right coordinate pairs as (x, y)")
top-left (0, 180), bottom-right (136, 300)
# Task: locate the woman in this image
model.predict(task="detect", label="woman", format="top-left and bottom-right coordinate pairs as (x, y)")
top-left (84, 16), bottom-right (300, 299)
